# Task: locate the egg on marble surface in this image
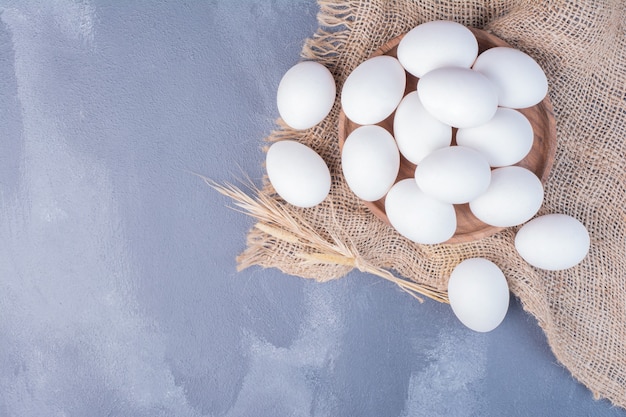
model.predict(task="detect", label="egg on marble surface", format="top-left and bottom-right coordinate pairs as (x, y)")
top-left (393, 91), bottom-right (452, 164)
top-left (397, 20), bottom-right (479, 78)
top-left (341, 55), bottom-right (406, 125)
top-left (472, 46), bottom-right (548, 109)
top-left (276, 61), bottom-right (336, 130)
top-left (341, 125), bottom-right (400, 201)
top-left (415, 145), bottom-right (491, 204)
top-left (456, 107), bottom-right (534, 167)
top-left (266, 140), bottom-right (331, 208)
top-left (417, 67), bottom-right (498, 128)
top-left (514, 214), bottom-right (590, 270)
top-left (448, 258), bottom-right (510, 332)
top-left (384, 179), bottom-right (457, 244)
top-left (469, 166), bottom-right (544, 227)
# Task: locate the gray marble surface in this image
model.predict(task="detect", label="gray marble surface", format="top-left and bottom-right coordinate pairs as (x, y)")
top-left (0, 1), bottom-right (624, 416)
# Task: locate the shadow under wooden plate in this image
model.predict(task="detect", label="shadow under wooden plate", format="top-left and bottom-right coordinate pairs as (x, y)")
top-left (337, 27), bottom-right (557, 244)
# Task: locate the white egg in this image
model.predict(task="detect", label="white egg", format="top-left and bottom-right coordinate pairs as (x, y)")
top-left (417, 67), bottom-right (498, 128)
top-left (341, 125), bottom-right (400, 201)
top-left (341, 55), bottom-right (406, 125)
top-left (415, 146), bottom-right (491, 204)
top-left (448, 258), bottom-right (510, 333)
top-left (514, 214), bottom-right (590, 270)
top-left (397, 20), bottom-right (479, 78)
top-left (469, 166), bottom-right (544, 227)
top-left (393, 91), bottom-right (452, 164)
top-left (385, 179), bottom-right (456, 244)
top-left (472, 47), bottom-right (548, 109)
top-left (276, 61), bottom-right (336, 130)
top-left (266, 140), bottom-right (331, 208)
top-left (456, 108), bottom-right (534, 167)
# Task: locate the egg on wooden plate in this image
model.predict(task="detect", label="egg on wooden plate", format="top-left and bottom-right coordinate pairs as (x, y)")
top-left (415, 145), bottom-right (491, 204)
top-left (393, 91), bottom-right (452, 164)
top-left (397, 20), bottom-right (478, 78)
top-left (456, 107), bottom-right (534, 167)
top-left (341, 55), bottom-right (406, 125)
top-left (469, 166), bottom-right (544, 227)
top-left (417, 67), bottom-right (499, 128)
top-left (384, 179), bottom-right (457, 245)
top-left (473, 46), bottom-right (548, 109)
top-left (341, 125), bottom-right (400, 202)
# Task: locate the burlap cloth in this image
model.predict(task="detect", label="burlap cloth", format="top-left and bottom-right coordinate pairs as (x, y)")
top-left (237, 0), bottom-right (626, 408)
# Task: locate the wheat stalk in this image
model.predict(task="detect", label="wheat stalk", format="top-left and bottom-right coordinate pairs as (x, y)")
top-left (203, 176), bottom-right (449, 304)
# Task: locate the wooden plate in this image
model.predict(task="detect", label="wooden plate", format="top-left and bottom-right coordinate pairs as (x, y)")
top-left (337, 27), bottom-right (557, 244)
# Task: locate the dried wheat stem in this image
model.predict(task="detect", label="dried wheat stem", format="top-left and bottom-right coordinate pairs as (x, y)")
top-left (205, 178), bottom-right (449, 304)
top-left (254, 222), bottom-right (302, 245)
top-left (300, 252), bottom-right (449, 304)
top-left (357, 261), bottom-right (449, 304)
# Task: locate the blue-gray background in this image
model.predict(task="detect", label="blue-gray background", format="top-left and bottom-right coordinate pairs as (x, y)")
top-left (0, 1), bottom-right (624, 416)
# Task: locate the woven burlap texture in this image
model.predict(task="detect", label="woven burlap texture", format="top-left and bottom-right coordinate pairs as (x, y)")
top-left (237, 0), bottom-right (626, 407)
